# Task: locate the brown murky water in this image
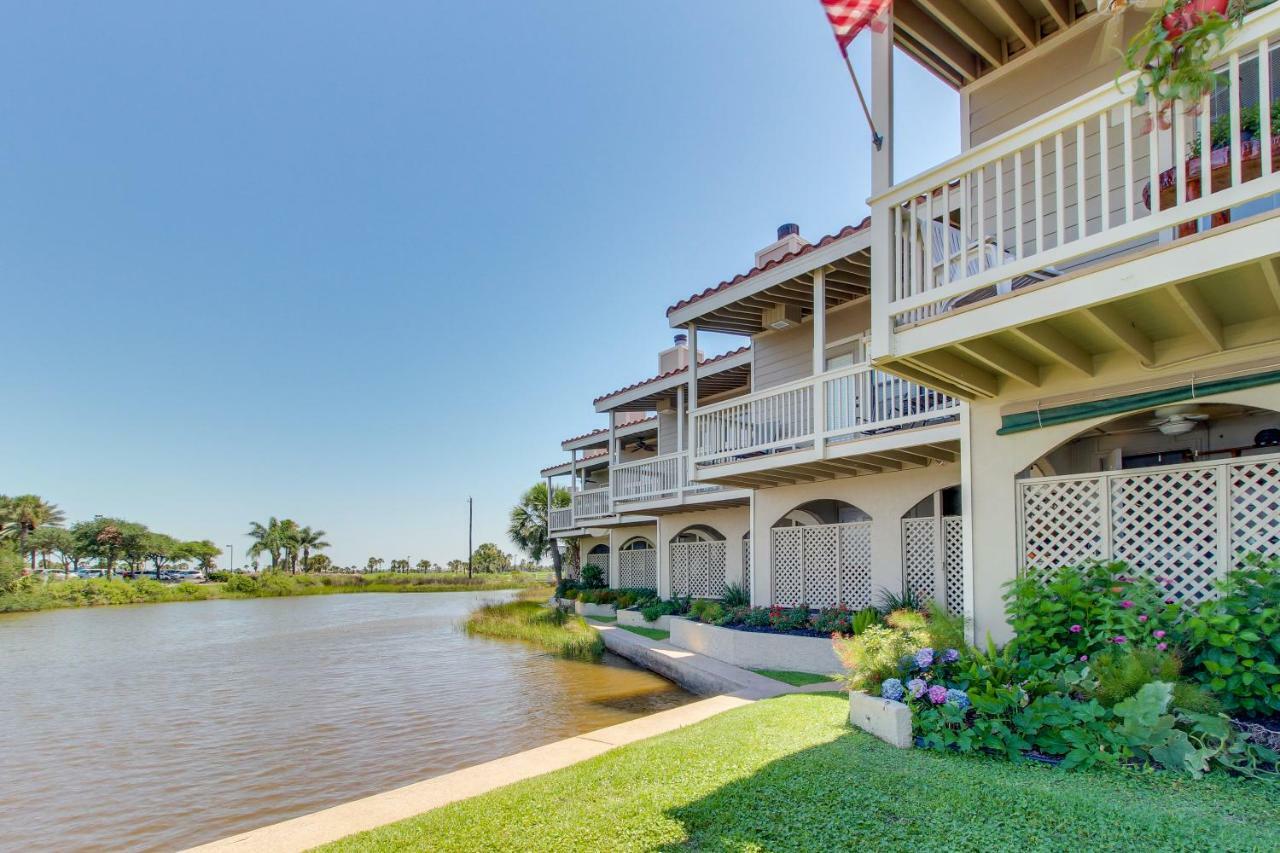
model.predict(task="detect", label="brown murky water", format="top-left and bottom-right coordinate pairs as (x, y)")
top-left (0, 590), bottom-right (692, 851)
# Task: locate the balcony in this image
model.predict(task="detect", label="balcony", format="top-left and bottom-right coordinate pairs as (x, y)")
top-left (610, 451), bottom-right (740, 511)
top-left (549, 506), bottom-right (574, 532)
top-left (571, 486), bottom-right (612, 523)
top-left (870, 4), bottom-right (1280, 398)
top-left (691, 362), bottom-right (960, 486)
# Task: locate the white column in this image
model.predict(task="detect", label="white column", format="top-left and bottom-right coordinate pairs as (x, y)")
top-left (607, 414), bottom-right (617, 515)
top-left (932, 489), bottom-right (947, 610)
top-left (686, 322), bottom-right (698, 482)
top-left (748, 490), bottom-right (758, 606)
top-left (675, 385), bottom-right (686, 495)
top-left (869, 18), bottom-right (895, 359)
top-left (959, 403), bottom-right (977, 645)
top-left (812, 267), bottom-right (826, 456)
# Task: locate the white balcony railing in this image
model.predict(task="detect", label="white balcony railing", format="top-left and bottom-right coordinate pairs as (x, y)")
top-left (572, 486), bottom-right (612, 521)
top-left (872, 4), bottom-right (1280, 333)
top-left (549, 506), bottom-right (574, 531)
top-left (692, 363), bottom-right (959, 467)
top-left (611, 451), bottom-right (723, 504)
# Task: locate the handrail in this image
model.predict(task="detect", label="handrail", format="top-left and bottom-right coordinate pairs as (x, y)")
top-left (693, 361), bottom-right (871, 417)
top-left (870, 2), bottom-right (1280, 207)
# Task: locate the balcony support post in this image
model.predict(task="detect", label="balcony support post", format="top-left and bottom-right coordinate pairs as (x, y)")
top-left (607, 415), bottom-right (616, 514)
top-left (686, 322), bottom-right (698, 483)
top-left (676, 384), bottom-right (686, 500)
top-left (870, 16), bottom-right (895, 360)
top-left (812, 267), bottom-right (827, 456)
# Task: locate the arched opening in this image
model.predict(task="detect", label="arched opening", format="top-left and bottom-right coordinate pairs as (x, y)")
top-left (901, 486), bottom-right (964, 616)
top-left (772, 499), bottom-right (870, 528)
top-left (1016, 402), bottom-right (1280, 604)
top-left (619, 537), bottom-right (653, 551)
top-left (670, 524), bottom-right (725, 543)
top-left (616, 537), bottom-right (656, 590)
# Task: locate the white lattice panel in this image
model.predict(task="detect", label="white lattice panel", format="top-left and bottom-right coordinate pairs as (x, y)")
top-left (1017, 453), bottom-right (1280, 607)
top-left (618, 549), bottom-right (655, 590)
top-left (901, 518), bottom-right (937, 603)
top-left (742, 538), bottom-right (752, 600)
top-left (839, 521), bottom-right (872, 609)
top-left (669, 544), bottom-right (691, 597)
top-left (804, 525), bottom-right (841, 608)
top-left (1019, 476), bottom-right (1106, 576)
top-left (772, 528), bottom-right (805, 607)
top-left (583, 552), bottom-right (611, 587)
top-left (1230, 457), bottom-right (1280, 561)
top-left (943, 516), bottom-right (964, 617)
top-left (707, 541), bottom-right (727, 598)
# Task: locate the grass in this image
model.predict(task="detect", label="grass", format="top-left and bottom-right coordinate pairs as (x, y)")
top-left (618, 625), bottom-right (670, 641)
top-left (588, 614), bottom-right (617, 623)
top-left (751, 668), bottom-right (842, 687)
top-left (318, 693), bottom-right (1280, 852)
top-left (0, 572), bottom-right (552, 614)
top-left (463, 600), bottom-right (604, 661)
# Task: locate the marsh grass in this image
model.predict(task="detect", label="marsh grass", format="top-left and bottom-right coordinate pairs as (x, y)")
top-left (464, 600), bottom-right (604, 661)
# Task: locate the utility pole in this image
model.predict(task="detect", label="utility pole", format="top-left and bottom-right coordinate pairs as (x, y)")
top-left (467, 497), bottom-right (473, 579)
top-left (227, 544), bottom-right (233, 574)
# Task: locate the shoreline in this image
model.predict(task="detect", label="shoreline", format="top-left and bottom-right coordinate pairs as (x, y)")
top-left (0, 573), bottom-right (551, 616)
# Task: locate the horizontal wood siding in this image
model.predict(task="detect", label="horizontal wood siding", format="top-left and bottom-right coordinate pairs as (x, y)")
top-left (751, 301), bottom-right (871, 392)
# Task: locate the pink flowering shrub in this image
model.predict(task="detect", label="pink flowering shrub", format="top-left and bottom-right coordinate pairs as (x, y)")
top-left (1005, 561), bottom-right (1180, 660)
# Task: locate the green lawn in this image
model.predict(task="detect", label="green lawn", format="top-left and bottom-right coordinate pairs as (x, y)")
top-left (588, 614), bottom-right (617, 623)
top-left (318, 693), bottom-right (1280, 852)
top-left (750, 668), bottom-right (842, 686)
top-left (618, 625), bottom-right (669, 641)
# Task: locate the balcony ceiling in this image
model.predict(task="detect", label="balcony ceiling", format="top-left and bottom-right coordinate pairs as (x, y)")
top-left (893, 0), bottom-right (1098, 87)
top-left (701, 434), bottom-right (963, 490)
top-left (594, 347), bottom-right (752, 412)
top-left (880, 237), bottom-right (1280, 402)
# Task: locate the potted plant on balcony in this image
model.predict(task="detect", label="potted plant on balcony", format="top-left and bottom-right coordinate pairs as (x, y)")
top-left (1121, 0), bottom-right (1246, 109)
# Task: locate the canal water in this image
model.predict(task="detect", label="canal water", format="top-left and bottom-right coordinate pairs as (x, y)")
top-left (0, 591), bottom-right (692, 851)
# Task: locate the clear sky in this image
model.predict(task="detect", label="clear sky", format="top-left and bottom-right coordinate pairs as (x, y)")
top-left (2, 2), bottom-right (958, 569)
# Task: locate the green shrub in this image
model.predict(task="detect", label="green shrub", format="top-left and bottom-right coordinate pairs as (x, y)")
top-left (1090, 646), bottom-right (1184, 707)
top-left (835, 609), bottom-right (932, 691)
top-left (1005, 561), bottom-right (1179, 660)
top-left (875, 586), bottom-right (925, 614)
top-left (579, 564), bottom-right (606, 589)
top-left (850, 607), bottom-right (882, 636)
top-left (690, 599), bottom-right (725, 625)
top-left (769, 605), bottom-right (811, 633)
top-left (812, 606), bottom-right (854, 636)
top-left (1182, 554), bottom-right (1280, 716)
top-left (742, 606), bottom-right (772, 628)
top-left (1171, 682), bottom-right (1224, 716)
top-left (222, 574), bottom-right (260, 594)
top-left (0, 547), bottom-right (23, 594)
top-left (205, 570), bottom-right (231, 582)
top-left (640, 600), bottom-right (676, 622)
top-left (721, 582), bottom-right (750, 608)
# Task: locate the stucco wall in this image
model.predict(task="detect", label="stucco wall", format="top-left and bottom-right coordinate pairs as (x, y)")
top-left (965, 344), bottom-right (1280, 644)
top-left (654, 506), bottom-right (750, 599)
top-left (749, 464), bottom-right (960, 608)
top-left (607, 525), bottom-right (657, 590)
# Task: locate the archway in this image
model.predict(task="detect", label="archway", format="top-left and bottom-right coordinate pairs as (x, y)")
top-left (900, 486), bottom-right (963, 615)
top-left (670, 524), bottom-right (725, 543)
top-left (1016, 402), bottom-right (1280, 604)
top-left (582, 543), bottom-right (610, 584)
top-left (616, 537), bottom-right (656, 590)
top-left (669, 525), bottom-right (727, 599)
top-left (770, 500), bottom-right (872, 609)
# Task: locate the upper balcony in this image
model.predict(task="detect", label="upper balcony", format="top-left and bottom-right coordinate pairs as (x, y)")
top-left (869, 4), bottom-right (1280, 399)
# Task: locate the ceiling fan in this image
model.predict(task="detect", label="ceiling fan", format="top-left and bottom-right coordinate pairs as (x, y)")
top-left (632, 438), bottom-right (657, 452)
top-left (1148, 405), bottom-right (1209, 436)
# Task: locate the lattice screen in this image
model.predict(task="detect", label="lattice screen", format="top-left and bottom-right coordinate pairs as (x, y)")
top-left (618, 549), bottom-right (656, 590)
top-left (669, 542), bottom-right (727, 598)
top-left (901, 518), bottom-right (937, 603)
top-left (742, 538), bottom-right (752, 601)
top-left (1017, 453), bottom-right (1280, 605)
top-left (943, 516), bottom-right (964, 617)
top-left (770, 522), bottom-right (871, 608)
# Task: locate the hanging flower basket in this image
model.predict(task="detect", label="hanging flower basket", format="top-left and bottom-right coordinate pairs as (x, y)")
top-left (1122, 0), bottom-right (1245, 108)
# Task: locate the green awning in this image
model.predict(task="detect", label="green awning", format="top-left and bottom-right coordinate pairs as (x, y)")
top-left (997, 369), bottom-right (1280, 435)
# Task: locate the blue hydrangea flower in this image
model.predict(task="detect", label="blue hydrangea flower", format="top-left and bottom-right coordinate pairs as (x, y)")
top-left (942, 648), bottom-right (960, 663)
top-left (945, 688), bottom-right (970, 709)
top-left (907, 678), bottom-right (928, 699)
top-left (880, 678), bottom-right (904, 702)
top-left (914, 648), bottom-right (935, 669)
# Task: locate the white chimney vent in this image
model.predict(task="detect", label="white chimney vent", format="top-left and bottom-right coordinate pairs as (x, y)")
top-left (755, 223), bottom-right (808, 268)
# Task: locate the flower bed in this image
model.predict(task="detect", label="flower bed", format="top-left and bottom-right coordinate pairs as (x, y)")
top-left (669, 617), bottom-right (843, 675)
top-left (617, 608), bottom-right (673, 632)
top-left (841, 557), bottom-right (1280, 779)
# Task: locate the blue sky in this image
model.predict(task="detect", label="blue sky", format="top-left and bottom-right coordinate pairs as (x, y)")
top-left (2, 2), bottom-right (958, 568)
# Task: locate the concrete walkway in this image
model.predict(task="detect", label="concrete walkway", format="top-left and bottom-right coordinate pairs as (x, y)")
top-left (185, 620), bottom-right (841, 853)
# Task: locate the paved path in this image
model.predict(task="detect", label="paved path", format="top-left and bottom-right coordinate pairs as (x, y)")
top-left (184, 620), bottom-right (841, 853)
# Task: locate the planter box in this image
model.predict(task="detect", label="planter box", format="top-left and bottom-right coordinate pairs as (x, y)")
top-left (668, 617), bottom-right (842, 675)
top-left (574, 601), bottom-right (617, 619)
top-left (848, 691), bottom-right (913, 749)
top-left (616, 609), bottom-right (673, 632)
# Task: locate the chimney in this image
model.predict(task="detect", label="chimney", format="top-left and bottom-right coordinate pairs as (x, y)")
top-left (658, 332), bottom-right (701, 375)
top-left (754, 223), bottom-right (809, 269)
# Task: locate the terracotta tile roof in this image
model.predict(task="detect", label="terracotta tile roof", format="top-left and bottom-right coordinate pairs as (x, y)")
top-left (665, 218), bottom-right (870, 316)
top-left (539, 449), bottom-right (608, 476)
top-left (561, 415), bottom-right (657, 446)
top-left (592, 346), bottom-right (750, 405)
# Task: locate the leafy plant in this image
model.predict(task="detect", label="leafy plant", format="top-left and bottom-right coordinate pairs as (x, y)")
top-left (812, 605), bottom-right (854, 635)
top-left (875, 586), bottom-right (925, 614)
top-left (850, 607), bottom-right (882, 636)
top-left (721, 582), bottom-right (750, 608)
top-left (639, 599), bottom-right (677, 623)
top-left (1122, 0), bottom-right (1243, 108)
top-left (835, 613), bottom-right (930, 691)
top-left (769, 605), bottom-right (812, 633)
top-left (690, 599), bottom-right (725, 625)
top-left (579, 564), bottom-right (606, 589)
top-left (1090, 646), bottom-right (1184, 707)
top-left (1005, 561), bottom-right (1179, 661)
top-left (1181, 553), bottom-right (1280, 715)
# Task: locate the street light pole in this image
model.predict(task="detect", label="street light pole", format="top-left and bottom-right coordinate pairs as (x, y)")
top-left (467, 497), bottom-right (473, 579)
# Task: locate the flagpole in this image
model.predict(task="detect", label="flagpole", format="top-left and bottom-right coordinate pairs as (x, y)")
top-left (842, 48), bottom-right (882, 150)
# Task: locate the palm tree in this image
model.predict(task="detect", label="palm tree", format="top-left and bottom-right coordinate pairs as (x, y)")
top-left (246, 517), bottom-right (287, 571)
top-left (3, 495), bottom-right (66, 574)
top-left (296, 526), bottom-right (330, 573)
top-left (508, 483), bottom-right (570, 585)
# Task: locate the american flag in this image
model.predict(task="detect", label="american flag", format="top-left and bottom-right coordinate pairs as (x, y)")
top-left (819, 0), bottom-right (892, 51)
